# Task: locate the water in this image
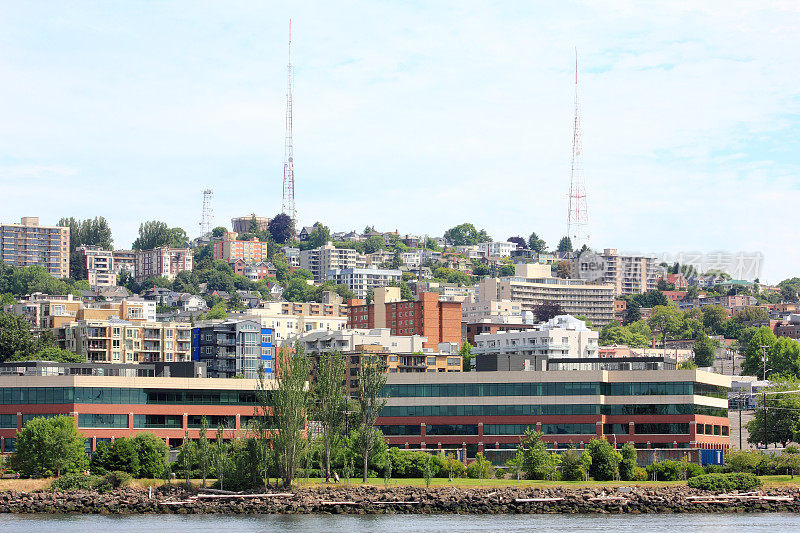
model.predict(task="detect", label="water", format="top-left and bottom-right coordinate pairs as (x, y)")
top-left (0, 513), bottom-right (796, 532)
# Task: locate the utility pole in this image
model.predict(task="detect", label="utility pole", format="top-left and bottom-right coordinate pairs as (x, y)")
top-left (759, 344), bottom-right (770, 449)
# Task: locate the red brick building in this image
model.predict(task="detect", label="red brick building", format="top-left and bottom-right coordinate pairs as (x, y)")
top-left (348, 289), bottom-right (461, 349)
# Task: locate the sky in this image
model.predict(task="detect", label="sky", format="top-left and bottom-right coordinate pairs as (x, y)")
top-left (1, 1), bottom-right (799, 282)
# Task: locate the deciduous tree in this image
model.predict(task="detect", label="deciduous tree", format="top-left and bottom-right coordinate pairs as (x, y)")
top-left (355, 356), bottom-right (387, 482)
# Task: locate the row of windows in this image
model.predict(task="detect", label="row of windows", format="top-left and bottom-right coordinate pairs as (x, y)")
top-left (380, 402), bottom-right (726, 418)
top-left (377, 425), bottom-right (421, 436)
top-left (382, 382), bottom-right (726, 399)
top-left (381, 404), bottom-right (601, 417)
top-left (484, 423), bottom-right (597, 436)
top-left (634, 423), bottom-right (690, 435)
top-left (187, 415), bottom-right (235, 429)
top-left (133, 415), bottom-right (182, 428)
top-left (601, 404), bottom-right (728, 418)
top-left (698, 424), bottom-right (730, 436)
top-left (426, 424), bottom-right (479, 436)
top-left (78, 413), bottom-right (129, 428)
top-left (0, 413), bottom-right (16, 428)
top-left (0, 387), bottom-right (261, 405)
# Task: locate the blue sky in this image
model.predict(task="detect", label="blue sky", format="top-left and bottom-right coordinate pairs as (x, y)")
top-left (1, 2), bottom-right (799, 281)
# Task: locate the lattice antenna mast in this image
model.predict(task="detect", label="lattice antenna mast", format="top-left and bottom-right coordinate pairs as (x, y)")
top-left (567, 49), bottom-right (589, 247)
top-left (281, 19), bottom-right (297, 223)
top-left (200, 188), bottom-right (214, 237)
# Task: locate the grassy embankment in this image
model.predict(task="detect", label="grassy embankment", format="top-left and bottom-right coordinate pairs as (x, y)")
top-left (2, 475), bottom-right (799, 492)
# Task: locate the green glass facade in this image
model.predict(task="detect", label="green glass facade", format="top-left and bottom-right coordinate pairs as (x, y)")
top-left (0, 387), bottom-right (259, 405)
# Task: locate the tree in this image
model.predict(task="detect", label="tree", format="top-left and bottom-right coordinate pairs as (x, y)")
top-left (9, 415), bottom-right (88, 477)
top-left (91, 437), bottom-right (140, 476)
top-left (733, 306), bottom-right (770, 324)
top-left (197, 416), bottom-right (211, 487)
top-left (312, 351), bottom-right (348, 482)
top-left (356, 355), bottom-right (388, 482)
top-left (701, 305), bottom-right (728, 335)
top-left (560, 448), bottom-right (591, 481)
top-left (443, 223), bottom-right (491, 246)
top-left (532, 300), bottom-right (563, 322)
top-left (460, 341), bottom-right (473, 372)
top-left (57, 216), bottom-right (114, 253)
top-left (648, 305), bottom-right (685, 348)
top-left (742, 326), bottom-right (778, 378)
top-left (556, 236), bottom-right (573, 253)
top-left (306, 222), bottom-right (331, 249)
top-left (272, 343), bottom-right (310, 487)
top-left (769, 337), bottom-right (800, 379)
top-left (746, 380), bottom-right (800, 448)
top-left (528, 232), bottom-right (547, 253)
top-left (556, 260), bottom-right (571, 279)
top-left (211, 226), bottom-right (227, 238)
top-left (132, 221), bottom-right (170, 251)
top-left (619, 442), bottom-right (637, 481)
top-left (518, 428), bottom-right (553, 480)
top-left (585, 438), bottom-right (621, 481)
top-left (506, 236), bottom-right (527, 250)
top-left (363, 235), bottom-right (385, 254)
top-left (679, 359), bottom-right (698, 369)
top-left (0, 311), bottom-right (36, 361)
top-left (131, 433), bottom-right (168, 478)
top-left (693, 332), bottom-right (718, 367)
top-left (779, 278), bottom-right (800, 302)
top-left (268, 213), bottom-right (294, 244)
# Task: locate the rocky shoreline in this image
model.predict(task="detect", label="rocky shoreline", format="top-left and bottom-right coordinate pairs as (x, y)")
top-left (1, 485), bottom-right (800, 515)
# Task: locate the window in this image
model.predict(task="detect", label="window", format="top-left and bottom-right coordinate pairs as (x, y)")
top-left (426, 356), bottom-right (437, 366)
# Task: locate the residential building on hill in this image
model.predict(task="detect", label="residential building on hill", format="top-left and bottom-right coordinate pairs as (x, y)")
top-left (329, 267), bottom-right (401, 299)
top-left (134, 246), bottom-right (193, 283)
top-left (573, 248), bottom-right (658, 296)
top-left (112, 249), bottom-right (135, 275)
top-left (59, 318), bottom-right (192, 364)
top-left (475, 263), bottom-right (615, 325)
top-left (76, 245), bottom-right (116, 289)
top-left (347, 287), bottom-right (461, 349)
top-left (0, 217), bottom-right (69, 278)
top-left (473, 315), bottom-right (599, 370)
top-left (212, 232), bottom-right (270, 263)
top-left (229, 259), bottom-right (276, 281)
top-left (294, 328), bottom-right (461, 396)
top-left (300, 243), bottom-right (366, 282)
top-left (478, 241), bottom-right (518, 258)
top-left (191, 320), bottom-right (274, 379)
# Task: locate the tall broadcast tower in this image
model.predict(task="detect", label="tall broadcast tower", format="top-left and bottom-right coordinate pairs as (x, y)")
top-left (200, 189), bottom-right (213, 237)
top-left (567, 50), bottom-right (588, 247)
top-left (281, 20), bottom-right (297, 223)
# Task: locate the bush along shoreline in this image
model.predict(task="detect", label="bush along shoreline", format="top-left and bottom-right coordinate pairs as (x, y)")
top-left (1, 484), bottom-right (800, 515)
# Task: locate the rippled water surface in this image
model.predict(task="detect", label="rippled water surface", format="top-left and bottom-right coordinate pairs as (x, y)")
top-left (1, 512), bottom-right (798, 532)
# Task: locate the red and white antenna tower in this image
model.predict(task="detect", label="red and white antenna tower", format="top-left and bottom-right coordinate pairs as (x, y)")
top-left (281, 20), bottom-right (297, 223)
top-left (567, 49), bottom-right (589, 247)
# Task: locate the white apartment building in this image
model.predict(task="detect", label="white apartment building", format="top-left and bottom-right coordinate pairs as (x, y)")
top-left (234, 297), bottom-right (349, 346)
top-left (328, 267), bottom-right (402, 299)
top-left (452, 245), bottom-right (481, 259)
top-left (280, 247), bottom-right (301, 269)
top-left (134, 246), bottom-right (193, 283)
top-left (478, 241), bottom-right (517, 258)
top-left (473, 315), bottom-right (599, 358)
top-left (76, 245), bottom-right (116, 289)
top-left (401, 250), bottom-right (423, 269)
top-left (290, 328), bottom-right (427, 355)
top-left (475, 263), bottom-right (615, 325)
top-left (0, 217), bottom-right (70, 278)
top-left (573, 248), bottom-right (658, 296)
top-left (300, 243), bottom-right (366, 282)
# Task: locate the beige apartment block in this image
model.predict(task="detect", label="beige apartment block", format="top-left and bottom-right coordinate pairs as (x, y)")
top-left (60, 319), bottom-right (192, 364)
top-left (573, 248), bottom-right (658, 296)
top-left (134, 246), bottom-right (193, 282)
top-left (76, 245), bottom-right (116, 289)
top-left (299, 243), bottom-right (366, 282)
top-left (0, 217), bottom-right (70, 278)
top-left (476, 263), bottom-right (615, 326)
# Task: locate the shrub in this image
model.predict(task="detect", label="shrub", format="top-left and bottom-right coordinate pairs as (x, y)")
top-left (494, 468), bottom-right (506, 479)
top-left (560, 449), bottom-right (590, 481)
top-left (633, 467), bottom-right (648, 481)
top-left (95, 471), bottom-right (133, 492)
top-left (440, 455), bottom-right (467, 479)
top-left (466, 453), bottom-right (494, 479)
top-left (646, 460), bottom-right (704, 481)
top-left (726, 450), bottom-right (771, 474)
top-left (51, 473), bottom-right (100, 492)
top-left (688, 472), bottom-right (762, 492)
